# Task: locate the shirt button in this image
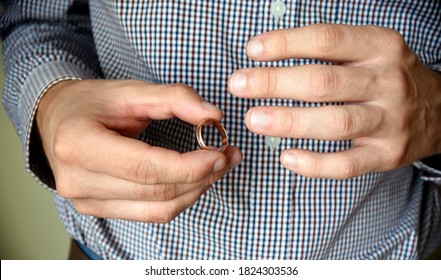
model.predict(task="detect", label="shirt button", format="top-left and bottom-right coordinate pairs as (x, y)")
top-left (271, 1), bottom-right (287, 20)
top-left (265, 136), bottom-right (281, 149)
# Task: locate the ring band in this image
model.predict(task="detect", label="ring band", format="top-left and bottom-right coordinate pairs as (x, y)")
top-left (196, 119), bottom-right (228, 152)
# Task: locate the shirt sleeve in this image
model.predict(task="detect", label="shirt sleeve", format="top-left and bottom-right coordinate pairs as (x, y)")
top-left (414, 61), bottom-right (441, 185)
top-left (428, 62), bottom-right (441, 72)
top-left (1, 0), bottom-right (101, 190)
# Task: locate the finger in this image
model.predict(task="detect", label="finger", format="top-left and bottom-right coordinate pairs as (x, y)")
top-left (246, 24), bottom-right (396, 62)
top-left (281, 145), bottom-right (381, 179)
top-left (71, 185), bottom-right (211, 223)
top-left (57, 146), bottom-right (242, 201)
top-left (229, 64), bottom-right (375, 102)
top-left (245, 104), bottom-right (383, 140)
top-left (121, 82), bottom-right (224, 125)
top-left (58, 124), bottom-right (232, 185)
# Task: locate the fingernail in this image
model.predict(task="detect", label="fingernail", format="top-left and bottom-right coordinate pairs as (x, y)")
top-left (251, 110), bottom-right (269, 131)
top-left (213, 158), bottom-right (227, 173)
top-left (229, 72), bottom-right (247, 94)
top-left (247, 39), bottom-right (264, 58)
top-left (202, 101), bottom-right (220, 111)
top-left (282, 152), bottom-right (299, 168)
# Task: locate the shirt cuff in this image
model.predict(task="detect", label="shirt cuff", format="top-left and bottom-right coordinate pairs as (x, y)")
top-left (413, 157), bottom-right (441, 185)
top-left (428, 63), bottom-right (441, 73)
top-left (21, 61), bottom-right (98, 191)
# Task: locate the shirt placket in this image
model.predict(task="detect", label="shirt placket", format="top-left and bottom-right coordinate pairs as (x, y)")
top-left (264, 0), bottom-right (287, 150)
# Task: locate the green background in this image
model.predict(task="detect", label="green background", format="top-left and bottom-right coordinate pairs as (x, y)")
top-left (0, 44), bottom-right (70, 259)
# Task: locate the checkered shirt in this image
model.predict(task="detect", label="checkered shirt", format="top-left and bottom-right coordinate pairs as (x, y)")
top-left (1, 0), bottom-right (441, 259)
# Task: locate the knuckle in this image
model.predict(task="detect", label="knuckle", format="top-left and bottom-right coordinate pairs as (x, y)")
top-left (277, 32), bottom-right (290, 57)
top-left (385, 30), bottom-right (408, 55)
top-left (259, 68), bottom-right (278, 97)
top-left (56, 185), bottom-right (74, 199)
top-left (132, 185), bottom-right (156, 201)
top-left (178, 154), bottom-right (206, 183)
top-left (134, 186), bottom-right (151, 201)
top-left (314, 66), bottom-right (339, 99)
top-left (52, 132), bottom-right (74, 163)
top-left (132, 157), bottom-right (160, 185)
top-left (281, 110), bottom-right (299, 135)
top-left (316, 24), bottom-right (339, 54)
top-left (340, 157), bottom-right (360, 179)
top-left (153, 185), bottom-right (166, 201)
top-left (55, 175), bottom-right (77, 198)
top-left (132, 156), bottom-right (205, 186)
top-left (184, 167), bottom-right (199, 184)
top-left (131, 154), bottom-right (205, 186)
top-left (55, 183), bottom-right (71, 198)
top-left (334, 110), bottom-right (354, 139)
top-left (152, 184), bottom-right (177, 201)
top-left (388, 71), bottom-right (410, 96)
top-left (71, 200), bottom-right (93, 216)
top-left (169, 83), bottom-right (194, 97)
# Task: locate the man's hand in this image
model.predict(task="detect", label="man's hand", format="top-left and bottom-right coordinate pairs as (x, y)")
top-left (229, 24), bottom-right (441, 179)
top-left (36, 80), bottom-right (242, 222)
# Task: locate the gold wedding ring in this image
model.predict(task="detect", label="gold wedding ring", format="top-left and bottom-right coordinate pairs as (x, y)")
top-left (196, 119), bottom-right (228, 152)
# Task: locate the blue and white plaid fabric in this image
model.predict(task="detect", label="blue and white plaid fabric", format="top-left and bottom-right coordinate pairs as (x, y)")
top-left (1, 0), bottom-right (441, 259)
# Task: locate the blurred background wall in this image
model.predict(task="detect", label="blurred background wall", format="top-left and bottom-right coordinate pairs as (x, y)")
top-left (0, 43), bottom-right (70, 259)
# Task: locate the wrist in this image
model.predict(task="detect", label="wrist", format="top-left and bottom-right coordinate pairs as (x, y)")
top-left (36, 79), bottom-right (81, 134)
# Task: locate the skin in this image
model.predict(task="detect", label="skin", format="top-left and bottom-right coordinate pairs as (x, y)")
top-left (36, 80), bottom-right (242, 223)
top-left (37, 24), bottom-right (441, 222)
top-left (229, 24), bottom-right (441, 179)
